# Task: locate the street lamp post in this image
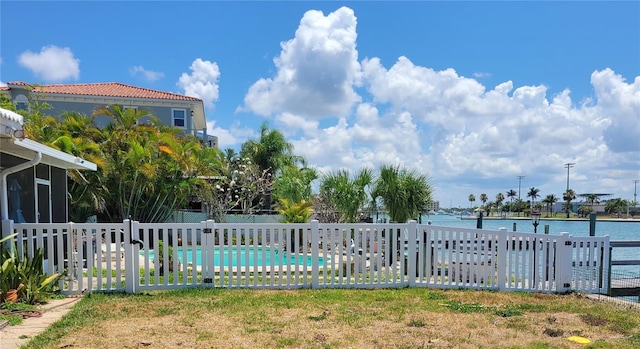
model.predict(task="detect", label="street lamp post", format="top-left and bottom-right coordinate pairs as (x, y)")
top-left (531, 211), bottom-right (541, 234)
top-left (531, 210), bottom-right (541, 283)
top-left (634, 179), bottom-right (639, 205)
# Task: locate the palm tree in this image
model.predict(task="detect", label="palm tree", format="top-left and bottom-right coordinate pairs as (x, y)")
top-left (240, 121), bottom-right (302, 177)
top-left (477, 193), bottom-right (487, 217)
top-left (506, 189), bottom-right (517, 216)
top-left (92, 105), bottom-right (215, 222)
top-left (468, 194), bottom-right (476, 210)
top-left (586, 194), bottom-right (600, 213)
top-left (23, 110), bottom-right (107, 222)
top-left (320, 168), bottom-right (373, 223)
top-left (605, 198), bottom-right (628, 217)
top-left (495, 193), bottom-right (505, 216)
top-left (527, 187), bottom-right (540, 212)
top-left (542, 194), bottom-right (558, 217)
top-left (273, 166), bottom-right (317, 204)
top-left (240, 121), bottom-right (303, 212)
top-left (485, 201), bottom-right (494, 217)
top-left (479, 193), bottom-right (488, 209)
top-left (372, 165), bottom-right (433, 223)
top-left (563, 189), bottom-right (576, 218)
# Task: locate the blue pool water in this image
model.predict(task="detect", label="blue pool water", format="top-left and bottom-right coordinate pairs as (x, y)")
top-left (142, 246), bottom-right (323, 267)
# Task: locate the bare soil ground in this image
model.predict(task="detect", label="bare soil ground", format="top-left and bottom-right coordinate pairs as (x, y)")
top-left (39, 289), bottom-right (640, 349)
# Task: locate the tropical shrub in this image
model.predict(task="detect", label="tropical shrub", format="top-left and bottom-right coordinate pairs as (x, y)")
top-left (277, 198), bottom-right (313, 223)
top-left (1, 234), bottom-right (60, 304)
top-left (277, 198), bottom-right (313, 252)
top-left (16, 248), bottom-right (61, 304)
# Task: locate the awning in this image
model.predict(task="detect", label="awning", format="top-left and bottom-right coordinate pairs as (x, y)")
top-left (0, 107), bottom-right (24, 124)
top-left (0, 107), bottom-right (23, 130)
top-left (0, 137), bottom-right (97, 171)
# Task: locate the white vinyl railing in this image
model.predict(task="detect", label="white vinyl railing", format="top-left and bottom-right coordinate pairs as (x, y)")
top-left (1, 219), bottom-right (610, 295)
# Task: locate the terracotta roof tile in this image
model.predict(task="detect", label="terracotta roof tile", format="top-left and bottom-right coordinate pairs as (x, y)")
top-left (6, 81), bottom-right (202, 102)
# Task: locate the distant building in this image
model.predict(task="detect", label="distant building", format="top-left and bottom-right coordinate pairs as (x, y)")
top-left (426, 201), bottom-right (440, 212)
top-left (576, 193), bottom-right (613, 215)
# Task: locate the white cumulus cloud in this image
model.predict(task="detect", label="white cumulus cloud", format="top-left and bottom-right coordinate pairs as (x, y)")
top-left (177, 58), bottom-right (220, 109)
top-left (129, 65), bottom-right (165, 82)
top-left (207, 120), bottom-right (254, 149)
top-left (591, 68), bottom-right (640, 153)
top-left (242, 6), bottom-right (361, 119)
top-left (18, 45), bottom-right (80, 82)
top-left (232, 6), bottom-right (639, 206)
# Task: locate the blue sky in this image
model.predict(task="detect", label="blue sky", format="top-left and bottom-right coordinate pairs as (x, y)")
top-left (1, 1), bottom-right (639, 208)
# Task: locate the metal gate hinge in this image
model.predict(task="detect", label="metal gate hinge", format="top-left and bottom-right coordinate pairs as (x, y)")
top-left (203, 228), bottom-right (212, 234)
top-left (564, 241), bottom-right (572, 246)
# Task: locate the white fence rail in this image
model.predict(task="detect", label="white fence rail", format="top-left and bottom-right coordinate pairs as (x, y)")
top-left (2, 220), bottom-right (610, 295)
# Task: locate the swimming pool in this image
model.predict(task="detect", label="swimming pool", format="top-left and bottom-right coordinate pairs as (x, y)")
top-left (141, 246), bottom-right (323, 267)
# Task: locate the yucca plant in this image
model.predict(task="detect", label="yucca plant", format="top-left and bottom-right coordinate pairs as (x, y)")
top-left (1, 233), bottom-right (60, 304)
top-left (16, 247), bottom-right (61, 304)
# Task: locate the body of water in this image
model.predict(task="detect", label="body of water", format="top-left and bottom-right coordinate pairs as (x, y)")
top-left (422, 214), bottom-right (640, 240)
top-left (422, 214), bottom-right (640, 275)
top-left (422, 215), bottom-right (640, 240)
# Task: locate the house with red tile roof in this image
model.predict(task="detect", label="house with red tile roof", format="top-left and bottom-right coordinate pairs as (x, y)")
top-left (1, 81), bottom-right (217, 148)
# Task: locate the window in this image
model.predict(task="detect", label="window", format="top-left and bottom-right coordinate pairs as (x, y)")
top-left (15, 94), bottom-right (28, 111)
top-left (207, 136), bottom-right (218, 148)
top-left (172, 109), bottom-right (186, 128)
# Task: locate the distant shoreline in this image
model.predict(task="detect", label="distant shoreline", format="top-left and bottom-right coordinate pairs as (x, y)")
top-left (457, 216), bottom-right (640, 223)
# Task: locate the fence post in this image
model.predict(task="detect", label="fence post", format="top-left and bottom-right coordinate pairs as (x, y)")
top-left (497, 228), bottom-right (507, 291)
top-left (124, 219), bottom-right (136, 294)
top-left (311, 220), bottom-right (319, 289)
top-left (407, 220), bottom-right (417, 287)
top-left (202, 220), bottom-right (216, 287)
top-left (555, 233), bottom-right (573, 294)
top-left (600, 235), bottom-right (610, 295)
top-left (61, 222), bottom-right (74, 290)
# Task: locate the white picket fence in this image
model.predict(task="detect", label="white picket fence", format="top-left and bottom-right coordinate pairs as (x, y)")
top-left (1, 219), bottom-right (610, 295)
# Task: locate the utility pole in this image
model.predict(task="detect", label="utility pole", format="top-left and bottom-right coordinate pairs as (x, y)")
top-left (564, 163), bottom-right (575, 191)
top-left (517, 176), bottom-right (524, 216)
